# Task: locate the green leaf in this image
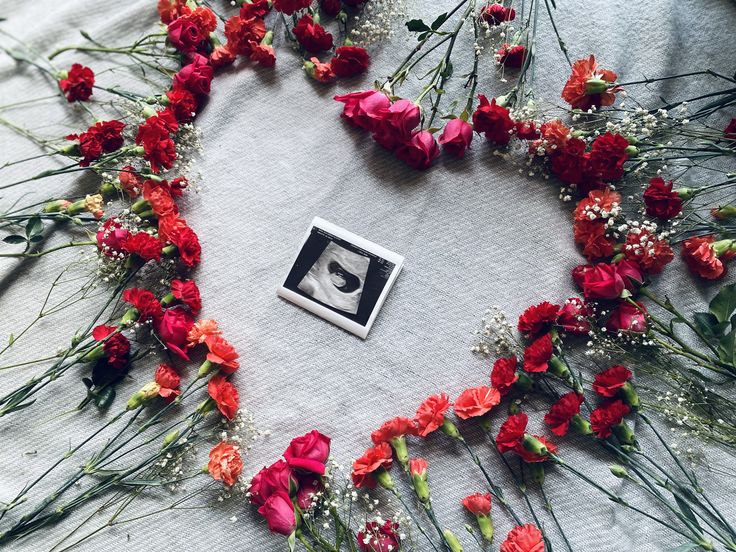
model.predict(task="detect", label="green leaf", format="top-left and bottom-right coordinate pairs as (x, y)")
top-left (718, 328), bottom-right (736, 366)
top-left (3, 235), bottom-right (27, 245)
top-left (406, 19), bottom-right (430, 33)
top-left (29, 234), bottom-right (44, 243)
top-left (674, 495), bottom-right (703, 534)
top-left (25, 215), bottom-right (43, 238)
top-left (430, 12), bottom-right (448, 30)
top-left (94, 387), bottom-right (116, 409)
top-left (709, 283), bottom-right (736, 323)
top-left (288, 531), bottom-right (296, 552)
top-left (442, 60), bottom-right (454, 79)
top-left (692, 312), bottom-right (728, 341)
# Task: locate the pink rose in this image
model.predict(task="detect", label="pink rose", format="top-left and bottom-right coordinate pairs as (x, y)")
top-left (581, 263), bottom-right (625, 299)
top-left (96, 219), bottom-right (130, 257)
top-left (607, 301), bottom-right (647, 333)
top-left (173, 53), bottom-right (214, 96)
top-left (249, 460), bottom-right (296, 505)
top-left (154, 307), bottom-right (195, 359)
top-left (334, 90), bottom-right (390, 131)
top-left (438, 118), bottom-right (473, 158)
top-left (283, 430), bottom-right (331, 475)
top-left (372, 99), bottom-right (420, 150)
top-left (258, 491), bottom-right (297, 535)
top-left (395, 130), bottom-right (440, 170)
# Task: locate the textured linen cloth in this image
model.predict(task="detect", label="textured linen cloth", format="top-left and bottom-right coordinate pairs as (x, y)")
top-left (0, 0), bottom-right (735, 551)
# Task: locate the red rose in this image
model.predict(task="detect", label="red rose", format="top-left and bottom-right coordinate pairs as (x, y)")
top-left (681, 235), bottom-right (727, 280)
top-left (171, 279), bottom-right (201, 313)
top-left (414, 393), bottom-right (450, 437)
top-left (481, 3), bottom-right (516, 24)
top-left (207, 374), bottom-right (239, 420)
top-left (395, 130), bottom-right (440, 170)
top-left (121, 232), bottom-right (163, 262)
top-left (462, 492), bottom-right (492, 516)
top-left (330, 45), bottom-right (370, 78)
top-left (59, 63), bottom-right (94, 102)
top-left (518, 301), bottom-right (560, 336)
top-left (296, 473), bottom-right (324, 509)
top-left (544, 392), bottom-right (583, 436)
top-left (454, 386), bottom-right (501, 419)
top-left (606, 300), bottom-right (647, 333)
top-left (438, 118), bottom-right (473, 158)
top-left (372, 99), bottom-right (421, 150)
top-left (581, 263), bottom-right (624, 299)
top-left (155, 307), bottom-right (195, 359)
top-left (334, 90), bottom-right (390, 131)
top-left (491, 357), bottom-right (519, 395)
top-left (258, 490), bottom-right (297, 535)
top-left (351, 442), bottom-right (393, 488)
top-left (96, 219), bottom-right (130, 257)
top-left (522, 333), bottom-right (553, 373)
top-left (592, 365), bottom-right (632, 398)
top-left (623, 229), bottom-right (673, 274)
top-left (249, 42), bottom-right (276, 68)
top-left (168, 225), bottom-right (202, 267)
top-left (250, 460), bottom-right (296, 505)
top-left (225, 15), bottom-right (267, 55)
top-left (166, 89), bottom-right (199, 122)
top-left (590, 399), bottom-right (630, 438)
top-left (284, 430), bottom-right (331, 475)
top-left (588, 132), bottom-right (629, 181)
top-left (472, 95), bottom-right (514, 144)
top-left (562, 55), bottom-right (620, 111)
top-left (643, 177), bottom-right (683, 219)
top-left (320, 0), bottom-right (342, 17)
top-left (208, 442), bottom-right (243, 486)
top-left (556, 297), bottom-right (590, 335)
top-left (273, 0), bottom-right (311, 15)
top-left (122, 287), bottom-right (163, 322)
top-left (500, 524), bottom-right (545, 552)
top-left (497, 44), bottom-right (527, 68)
top-left (293, 15), bottom-right (334, 52)
top-left (173, 53), bottom-right (214, 96)
top-left (615, 259), bottom-right (644, 291)
top-left (572, 264), bottom-right (593, 289)
top-left (371, 417), bottom-right (417, 444)
top-left (496, 412), bottom-right (527, 454)
top-left (357, 520), bottom-right (401, 552)
top-left (240, 0), bottom-right (271, 18)
top-left (155, 363), bottom-right (181, 399)
top-left (167, 14), bottom-right (206, 53)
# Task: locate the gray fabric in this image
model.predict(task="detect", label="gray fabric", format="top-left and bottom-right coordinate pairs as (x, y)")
top-left (0, 0), bottom-right (735, 550)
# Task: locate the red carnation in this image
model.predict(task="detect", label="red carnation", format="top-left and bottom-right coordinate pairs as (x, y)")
top-left (273, 0), bottom-right (311, 15)
top-left (516, 434), bottom-right (557, 463)
top-left (588, 132), bottom-right (629, 181)
top-left (121, 232), bottom-right (163, 262)
top-left (168, 225), bottom-right (201, 267)
top-left (142, 179), bottom-right (177, 218)
top-left (155, 363), bottom-right (181, 399)
top-left (623, 229), bottom-right (674, 274)
top-left (501, 524), bottom-right (545, 552)
top-left (205, 336), bottom-right (240, 373)
top-left (293, 15), bottom-right (334, 52)
top-left (66, 120), bottom-right (125, 166)
top-left (171, 279), bottom-right (202, 313)
top-left (574, 219), bottom-right (616, 261)
top-left (643, 177), bottom-right (683, 219)
top-left (93, 325), bottom-right (130, 370)
top-left (136, 124), bottom-right (176, 173)
top-left (158, 0), bottom-right (190, 24)
top-left (240, 0), bottom-right (271, 18)
top-left (250, 42), bottom-right (276, 68)
top-left (119, 166), bottom-right (143, 198)
top-left (330, 46), bottom-right (370, 78)
top-left (352, 442), bottom-right (393, 488)
top-left (491, 356), bottom-right (518, 396)
top-left (518, 301), bottom-right (560, 336)
top-left (515, 120), bottom-right (540, 140)
top-left (224, 15), bottom-right (267, 56)
top-left (496, 412), bottom-right (527, 454)
top-left (593, 365), bottom-right (632, 398)
top-left (574, 189), bottom-right (622, 222)
top-left (462, 492), bottom-right (492, 516)
top-left (681, 235), bottom-right (729, 280)
top-left (122, 288), bottom-right (163, 322)
top-left (590, 400), bottom-right (630, 438)
top-left (59, 64), bottom-right (94, 102)
top-left (166, 89), bottom-right (199, 122)
top-left (556, 297), bottom-right (590, 335)
top-left (562, 55), bottom-right (620, 111)
top-left (481, 3), bottom-right (515, 25)
top-left (497, 44), bottom-right (527, 68)
top-left (207, 374), bottom-right (239, 420)
top-left (414, 393), bottom-right (451, 437)
top-left (472, 95), bottom-right (514, 144)
top-left (544, 392), bottom-right (583, 436)
top-left (523, 333), bottom-right (553, 373)
top-left (371, 417), bottom-right (418, 444)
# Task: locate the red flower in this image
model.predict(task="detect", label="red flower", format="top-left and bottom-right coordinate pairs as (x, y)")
top-left (372, 99), bottom-right (420, 150)
top-left (225, 16), bottom-right (267, 56)
top-left (320, 0), bottom-right (342, 17)
top-left (93, 325), bottom-right (130, 370)
top-left (250, 42), bottom-right (276, 67)
top-left (573, 219), bottom-right (616, 261)
top-left (623, 229), bottom-right (674, 274)
top-left (66, 120), bottom-right (125, 166)
top-left (155, 363), bottom-right (181, 399)
top-left (240, 0), bottom-right (271, 18)
top-left (588, 132), bottom-right (629, 181)
top-left (549, 137), bottom-right (595, 189)
top-left (556, 297), bottom-right (590, 335)
top-left (606, 300), bottom-right (647, 333)
top-left (96, 219), bottom-right (130, 257)
top-left (462, 492), bottom-right (491, 515)
top-left (59, 64), bottom-right (94, 102)
top-left (258, 490), bottom-right (297, 535)
top-left (168, 225), bottom-right (202, 267)
top-left (454, 386), bottom-right (501, 419)
top-left (562, 55), bottom-right (620, 111)
top-left (205, 336), bottom-right (240, 373)
top-left (122, 288), bottom-right (163, 322)
top-left (330, 46), bottom-right (370, 78)
top-left (352, 442), bottom-right (393, 488)
top-left (515, 120), bottom-right (540, 140)
top-left (643, 177), bottom-right (683, 219)
top-left (500, 524), bottom-right (545, 552)
top-left (121, 232), bottom-right (163, 262)
top-left (371, 417), bottom-right (418, 444)
top-left (208, 442), bottom-right (243, 486)
top-left (357, 520), bottom-right (401, 552)
top-left (414, 393), bottom-right (451, 437)
top-left (518, 301), bottom-right (560, 336)
top-left (472, 95), bottom-right (515, 144)
top-left (523, 333), bottom-right (553, 373)
top-left (481, 3), bottom-right (516, 24)
top-left (306, 57), bottom-right (336, 82)
top-left (250, 460), bottom-right (296, 505)
top-left (334, 90), bottom-right (390, 131)
top-left (142, 179), bottom-right (177, 217)
top-left (155, 307), bottom-right (195, 359)
top-left (157, 0), bottom-right (190, 24)
top-left (119, 166), bottom-right (143, 197)
top-left (615, 259), bottom-right (644, 291)
top-left (171, 279), bottom-right (202, 313)
top-left (293, 15), bottom-right (333, 51)
top-left (516, 434), bottom-right (557, 463)
top-left (207, 374), bottom-right (239, 420)
top-left (544, 392), bottom-right (583, 436)
top-left (395, 130), bottom-right (440, 170)
top-left (167, 12), bottom-right (207, 53)
top-left (135, 115), bottom-right (177, 173)
top-left (496, 412), bottom-right (527, 454)
top-left (210, 45), bottom-right (237, 69)
top-left (172, 53), bottom-right (214, 96)
top-left (537, 119), bottom-right (571, 151)
top-left (574, 189), bottom-right (622, 222)
top-left (497, 44), bottom-right (527, 68)
top-left (284, 430), bottom-right (331, 475)
top-left (581, 263), bottom-right (624, 299)
top-left (491, 356), bottom-right (519, 396)
top-left (165, 89), bottom-right (199, 122)
top-left (296, 473), bottom-right (324, 509)
top-left (590, 400), bottom-right (630, 438)
top-left (438, 118), bottom-right (474, 158)
top-left (681, 235), bottom-right (727, 280)
top-left (593, 365), bottom-right (631, 398)
top-left (408, 457), bottom-right (428, 478)
top-left (273, 0), bottom-right (311, 15)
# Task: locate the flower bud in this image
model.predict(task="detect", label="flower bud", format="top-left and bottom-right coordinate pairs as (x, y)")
top-left (620, 382), bottom-right (640, 410)
top-left (609, 464), bottom-right (630, 479)
top-left (441, 418), bottom-right (462, 440)
top-left (376, 469), bottom-right (394, 490)
top-left (624, 145), bottom-right (639, 156)
top-left (522, 434), bottom-right (549, 457)
top-left (675, 187), bottom-right (696, 200)
top-left (126, 381), bottom-right (161, 410)
top-left (82, 344), bottom-right (105, 363)
top-left (585, 78), bottom-right (609, 94)
top-left (408, 458), bottom-right (429, 503)
top-left (711, 205), bottom-right (736, 220)
top-left (443, 529), bottom-right (464, 552)
top-left (160, 292), bottom-right (175, 307)
top-left (131, 199), bottom-right (150, 214)
top-left (99, 182), bottom-right (116, 198)
top-left (43, 199), bottom-right (73, 213)
top-left (390, 435), bottom-right (409, 467)
top-left (163, 429), bottom-right (180, 447)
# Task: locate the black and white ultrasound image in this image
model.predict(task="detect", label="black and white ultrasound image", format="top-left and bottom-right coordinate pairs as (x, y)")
top-left (283, 227), bottom-right (395, 326)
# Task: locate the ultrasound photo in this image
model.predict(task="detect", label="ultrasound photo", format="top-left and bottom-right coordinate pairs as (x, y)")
top-left (278, 218), bottom-right (404, 338)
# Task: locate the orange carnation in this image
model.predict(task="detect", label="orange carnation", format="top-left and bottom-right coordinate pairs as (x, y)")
top-left (208, 442), bottom-right (243, 486)
top-left (454, 386), bottom-right (501, 420)
top-left (205, 335), bottom-right (240, 373)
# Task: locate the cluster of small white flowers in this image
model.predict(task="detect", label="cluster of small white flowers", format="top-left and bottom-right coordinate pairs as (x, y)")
top-left (155, 436), bottom-right (197, 492)
top-left (350, 0), bottom-right (408, 46)
top-left (217, 408), bottom-right (261, 500)
top-left (472, 306), bottom-right (517, 356)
